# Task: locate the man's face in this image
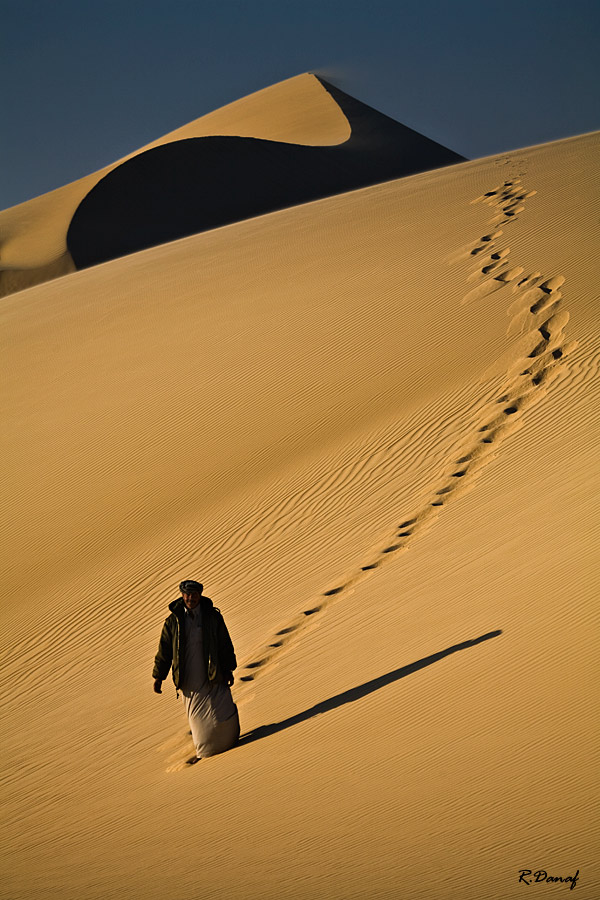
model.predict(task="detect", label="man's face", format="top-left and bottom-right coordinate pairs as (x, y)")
top-left (182, 590), bottom-right (201, 610)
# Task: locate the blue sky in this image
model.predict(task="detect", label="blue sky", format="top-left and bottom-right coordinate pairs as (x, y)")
top-left (1, 0), bottom-right (599, 210)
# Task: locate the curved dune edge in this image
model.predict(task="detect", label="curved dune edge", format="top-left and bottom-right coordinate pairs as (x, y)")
top-left (0, 250), bottom-right (76, 297)
top-left (66, 93), bottom-right (464, 269)
top-left (0, 73), bottom-right (350, 295)
top-left (1, 131), bottom-right (598, 899)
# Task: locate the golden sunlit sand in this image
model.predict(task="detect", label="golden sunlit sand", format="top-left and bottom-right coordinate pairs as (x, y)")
top-left (1, 73), bottom-right (598, 899)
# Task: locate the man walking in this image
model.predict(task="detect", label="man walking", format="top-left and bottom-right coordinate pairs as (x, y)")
top-left (153, 580), bottom-right (240, 764)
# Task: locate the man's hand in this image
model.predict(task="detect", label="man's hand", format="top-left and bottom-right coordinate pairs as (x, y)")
top-left (227, 672), bottom-right (234, 687)
top-left (153, 678), bottom-right (163, 694)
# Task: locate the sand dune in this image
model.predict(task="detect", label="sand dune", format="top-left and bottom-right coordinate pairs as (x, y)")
top-left (1, 75), bottom-right (598, 900)
top-left (0, 73), bottom-right (462, 293)
top-left (67, 77), bottom-right (463, 269)
top-left (0, 74), bottom-right (347, 297)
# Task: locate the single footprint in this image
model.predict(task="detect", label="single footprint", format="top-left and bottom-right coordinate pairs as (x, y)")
top-left (528, 339), bottom-right (548, 358)
top-left (539, 275), bottom-right (566, 294)
top-left (495, 266), bottom-right (525, 283)
top-left (471, 188), bottom-right (501, 204)
top-left (456, 450), bottom-right (482, 462)
top-left (481, 260), bottom-right (504, 275)
top-left (530, 293), bottom-right (561, 315)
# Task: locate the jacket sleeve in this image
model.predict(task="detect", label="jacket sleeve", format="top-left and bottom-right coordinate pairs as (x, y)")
top-left (152, 618), bottom-right (173, 680)
top-left (217, 612), bottom-right (237, 673)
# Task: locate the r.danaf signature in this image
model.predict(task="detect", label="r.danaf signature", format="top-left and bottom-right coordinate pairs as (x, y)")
top-left (519, 869), bottom-right (580, 890)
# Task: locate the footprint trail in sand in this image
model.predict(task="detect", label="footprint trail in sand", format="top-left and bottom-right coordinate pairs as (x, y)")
top-left (165, 173), bottom-right (576, 770)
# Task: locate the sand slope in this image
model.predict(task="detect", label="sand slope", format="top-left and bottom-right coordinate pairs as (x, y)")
top-left (1, 118), bottom-right (599, 899)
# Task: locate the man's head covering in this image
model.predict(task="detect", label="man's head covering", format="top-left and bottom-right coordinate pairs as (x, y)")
top-left (179, 580), bottom-right (203, 595)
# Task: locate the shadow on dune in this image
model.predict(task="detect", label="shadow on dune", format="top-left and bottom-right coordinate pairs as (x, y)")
top-left (236, 630), bottom-right (502, 749)
top-left (67, 77), bottom-right (465, 269)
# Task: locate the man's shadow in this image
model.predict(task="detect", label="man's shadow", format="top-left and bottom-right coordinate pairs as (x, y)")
top-left (237, 630), bottom-right (502, 748)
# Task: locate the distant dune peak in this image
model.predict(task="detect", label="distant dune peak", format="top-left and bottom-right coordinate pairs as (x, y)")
top-left (66, 76), bottom-right (465, 270)
top-left (130, 73), bottom-right (353, 153)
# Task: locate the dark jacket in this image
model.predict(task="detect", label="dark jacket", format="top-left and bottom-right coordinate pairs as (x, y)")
top-left (152, 595), bottom-right (237, 691)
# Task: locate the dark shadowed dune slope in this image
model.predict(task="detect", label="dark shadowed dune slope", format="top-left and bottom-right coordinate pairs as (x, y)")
top-left (67, 77), bottom-right (465, 269)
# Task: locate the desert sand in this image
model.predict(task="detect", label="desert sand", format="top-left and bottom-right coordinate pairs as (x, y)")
top-left (1, 73), bottom-right (598, 899)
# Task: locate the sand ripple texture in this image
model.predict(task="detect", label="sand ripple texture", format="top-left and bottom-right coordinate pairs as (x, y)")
top-left (1, 129), bottom-right (599, 900)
